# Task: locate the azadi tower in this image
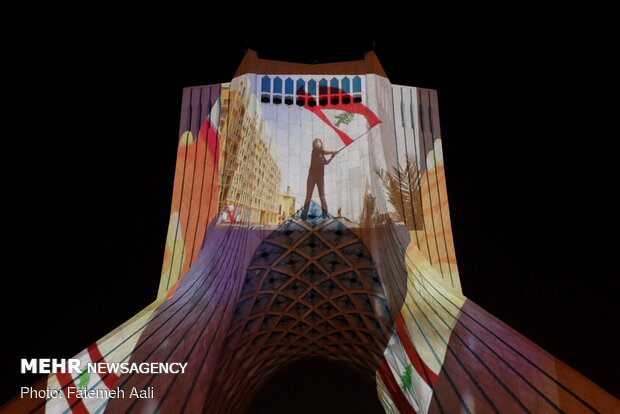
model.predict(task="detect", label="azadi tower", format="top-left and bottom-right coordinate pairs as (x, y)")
top-left (5, 50), bottom-right (618, 413)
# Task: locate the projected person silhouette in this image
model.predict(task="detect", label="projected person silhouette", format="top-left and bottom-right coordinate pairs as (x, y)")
top-left (301, 138), bottom-right (339, 219)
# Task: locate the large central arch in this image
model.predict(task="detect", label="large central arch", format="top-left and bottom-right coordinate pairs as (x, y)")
top-left (206, 201), bottom-right (395, 412)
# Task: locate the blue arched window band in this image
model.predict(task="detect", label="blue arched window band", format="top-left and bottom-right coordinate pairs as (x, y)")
top-left (259, 76), bottom-right (362, 104)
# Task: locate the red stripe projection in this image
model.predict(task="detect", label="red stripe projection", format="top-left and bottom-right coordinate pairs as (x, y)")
top-left (395, 314), bottom-right (438, 388)
top-left (87, 344), bottom-right (120, 389)
top-left (378, 358), bottom-right (418, 414)
top-left (55, 372), bottom-right (89, 414)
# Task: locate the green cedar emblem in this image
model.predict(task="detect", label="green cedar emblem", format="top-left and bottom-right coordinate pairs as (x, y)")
top-left (334, 112), bottom-right (355, 127)
top-left (77, 370), bottom-right (90, 388)
top-left (400, 364), bottom-right (413, 392)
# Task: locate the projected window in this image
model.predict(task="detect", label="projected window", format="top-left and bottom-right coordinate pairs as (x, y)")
top-left (296, 79), bottom-right (306, 106)
top-left (352, 76), bottom-right (362, 103)
top-left (285, 78), bottom-right (294, 105)
top-left (273, 77), bottom-right (282, 104)
top-left (307, 79), bottom-right (317, 106)
top-left (319, 78), bottom-right (328, 106)
top-left (342, 77), bottom-right (351, 104)
top-left (330, 78), bottom-right (339, 104)
top-left (261, 76), bottom-right (271, 103)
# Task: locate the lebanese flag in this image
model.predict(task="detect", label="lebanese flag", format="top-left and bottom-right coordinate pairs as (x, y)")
top-left (382, 330), bottom-right (435, 414)
top-left (298, 88), bottom-right (381, 146)
top-left (46, 343), bottom-right (121, 414)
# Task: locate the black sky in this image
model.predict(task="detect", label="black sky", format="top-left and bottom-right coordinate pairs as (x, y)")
top-left (2, 28), bottom-right (618, 406)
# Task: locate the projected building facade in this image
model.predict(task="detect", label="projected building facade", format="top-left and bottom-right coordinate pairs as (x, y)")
top-left (6, 50), bottom-right (619, 414)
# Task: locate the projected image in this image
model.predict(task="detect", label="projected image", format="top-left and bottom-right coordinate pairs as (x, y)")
top-left (8, 50), bottom-right (617, 414)
top-left (216, 74), bottom-right (383, 227)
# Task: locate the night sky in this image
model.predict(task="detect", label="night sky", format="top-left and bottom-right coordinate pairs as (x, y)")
top-left (2, 28), bottom-right (618, 408)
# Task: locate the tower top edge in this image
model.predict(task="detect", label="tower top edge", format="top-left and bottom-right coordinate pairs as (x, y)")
top-left (233, 49), bottom-right (389, 79)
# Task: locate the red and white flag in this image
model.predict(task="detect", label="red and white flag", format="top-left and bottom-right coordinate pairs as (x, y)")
top-left (298, 88), bottom-right (381, 146)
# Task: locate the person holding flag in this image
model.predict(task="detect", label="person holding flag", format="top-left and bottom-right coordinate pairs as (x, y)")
top-left (298, 86), bottom-right (382, 219)
top-left (301, 138), bottom-right (339, 219)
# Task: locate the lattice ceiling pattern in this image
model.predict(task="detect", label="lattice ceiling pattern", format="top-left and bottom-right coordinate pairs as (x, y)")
top-left (215, 202), bottom-right (393, 397)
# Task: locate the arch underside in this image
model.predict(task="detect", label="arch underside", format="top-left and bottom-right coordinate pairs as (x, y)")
top-left (206, 201), bottom-right (396, 412)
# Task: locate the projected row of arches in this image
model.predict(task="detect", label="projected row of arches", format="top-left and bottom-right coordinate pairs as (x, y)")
top-left (260, 75), bottom-right (363, 106)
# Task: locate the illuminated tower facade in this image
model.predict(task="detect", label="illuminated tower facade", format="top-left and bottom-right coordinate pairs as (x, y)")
top-left (6, 50), bottom-right (618, 414)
